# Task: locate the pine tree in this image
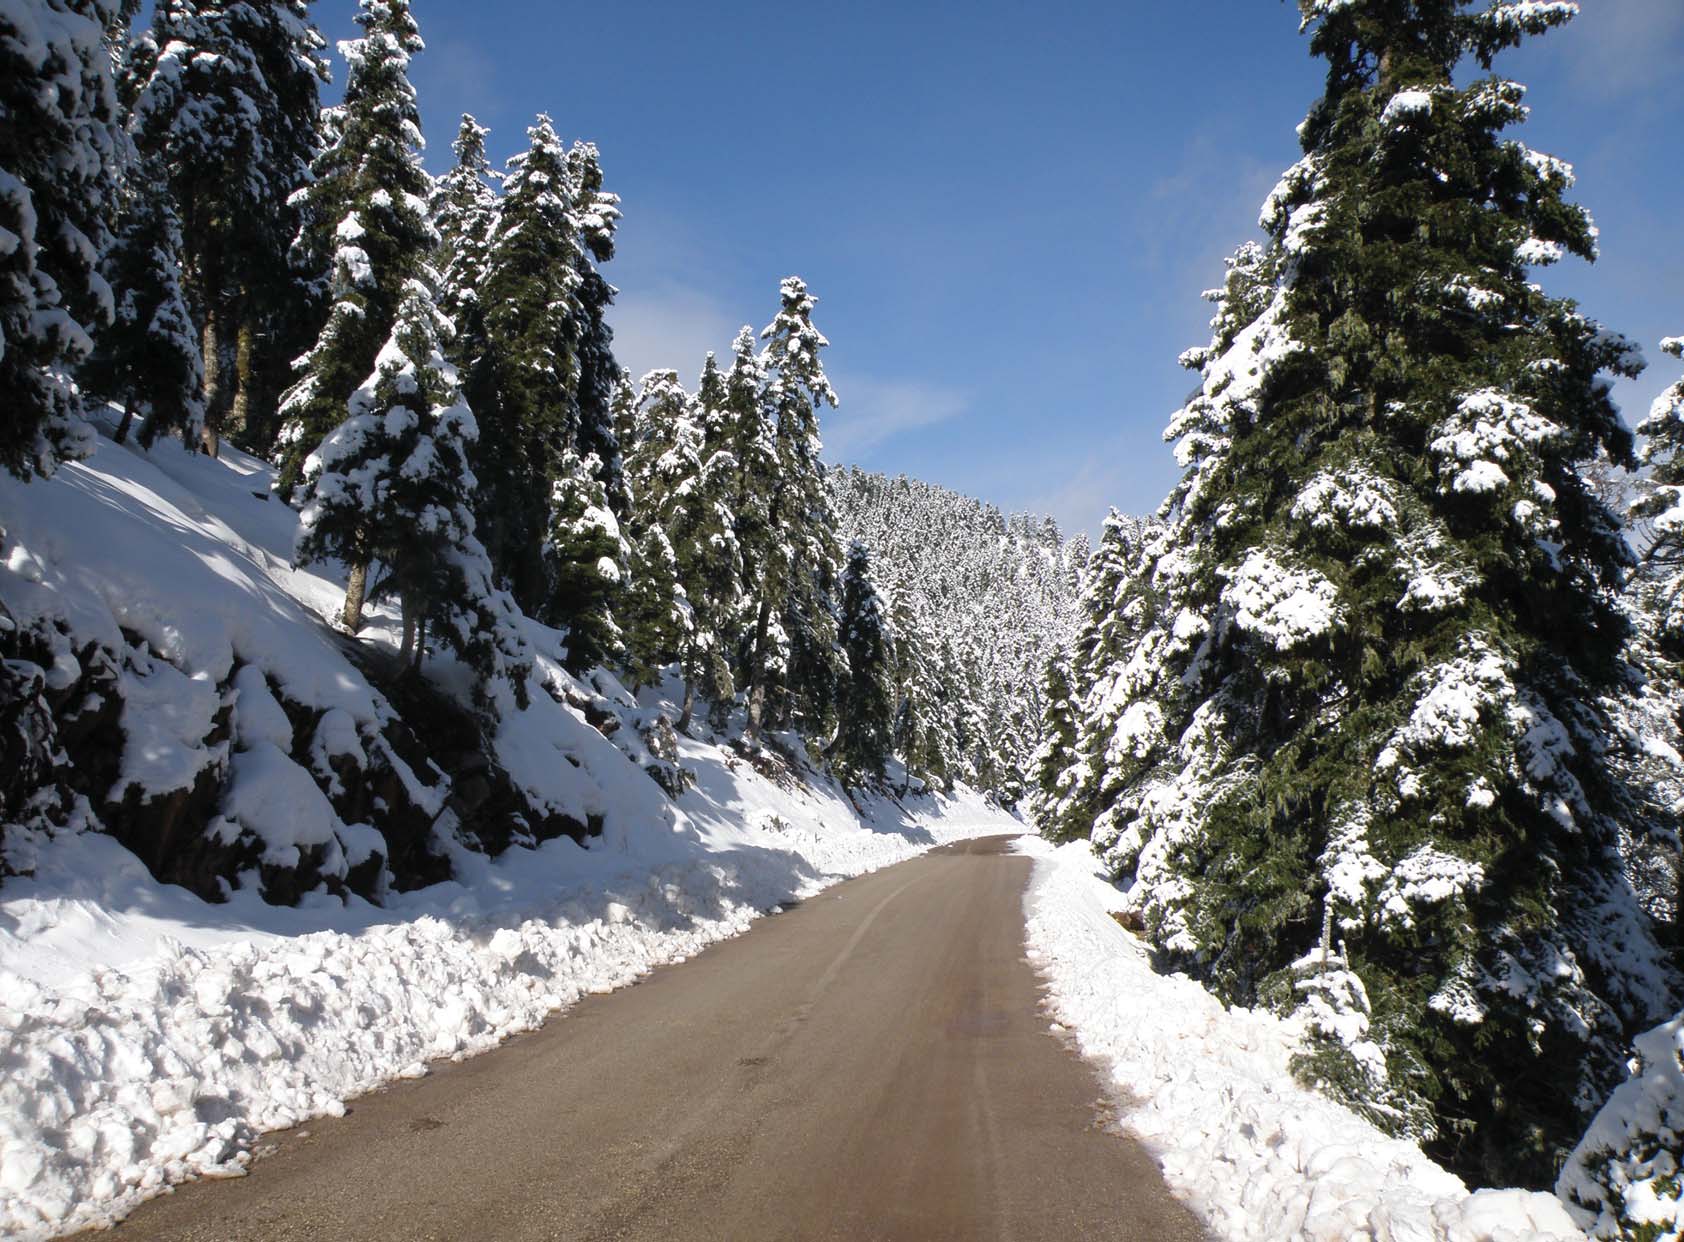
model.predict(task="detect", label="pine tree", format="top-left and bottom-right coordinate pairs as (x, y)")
top-left (477, 114), bottom-right (583, 611)
top-left (276, 0), bottom-right (432, 544)
top-left (1082, 0), bottom-right (1678, 1185)
top-left (128, 0), bottom-right (328, 452)
top-left (294, 281), bottom-right (530, 714)
top-left (622, 366), bottom-right (740, 722)
top-left (567, 140), bottom-right (628, 523)
top-left (743, 278), bottom-right (842, 745)
top-left (0, 0), bottom-right (121, 481)
top-left (81, 159), bottom-right (205, 448)
top-left (1029, 657), bottom-right (1080, 838)
top-left (835, 540), bottom-right (895, 781)
top-left (431, 114), bottom-right (498, 372)
top-left (1632, 335), bottom-right (1684, 643)
top-left (621, 369), bottom-right (699, 689)
top-left (547, 449), bottom-right (626, 674)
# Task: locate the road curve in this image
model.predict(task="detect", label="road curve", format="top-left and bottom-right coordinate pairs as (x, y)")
top-left (104, 835), bottom-right (1205, 1241)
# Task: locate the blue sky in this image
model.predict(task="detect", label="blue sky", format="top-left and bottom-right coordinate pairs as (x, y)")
top-left (309, 0), bottom-right (1684, 535)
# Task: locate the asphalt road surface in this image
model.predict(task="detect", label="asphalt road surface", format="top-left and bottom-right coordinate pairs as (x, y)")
top-left (105, 834), bottom-right (1206, 1241)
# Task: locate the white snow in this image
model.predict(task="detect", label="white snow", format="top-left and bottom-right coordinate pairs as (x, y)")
top-left (1383, 89), bottom-right (1434, 124)
top-left (1017, 837), bottom-right (1588, 1242)
top-left (1219, 548), bottom-right (1341, 651)
top-left (1559, 1012), bottom-right (1684, 1240)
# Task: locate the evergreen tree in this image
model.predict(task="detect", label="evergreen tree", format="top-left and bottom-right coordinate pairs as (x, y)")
top-left (82, 159), bottom-right (205, 447)
top-left (1632, 335), bottom-right (1684, 644)
top-left (0, 0), bottom-right (121, 480)
top-left (884, 588), bottom-right (951, 791)
top-left (622, 367), bottom-right (740, 722)
top-left (567, 140), bottom-right (628, 522)
top-left (294, 281), bottom-right (530, 714)
top-left (128, 0), bottom-right (328, 451)
top-left (744, 278), bottom-right (842, 745)
top-left (1029, 657), bottom-right (1080, 839)
top-left (547, 449), bottom-right (626, 674)
top-left (276, 0), bottom-right (432, 551)
top-left (430, 113), bottom-right (498, 372)
top-left (477, 114), bottom-right (583, 611)
top-left (621, 369), bottom-right (698, 688)
top-left (835, 540), bottom-right (895, 781)
top-left (1044, 508), bottom-right (1156, 844)
top-left (1082, 0), bottom-right (1677, 1185)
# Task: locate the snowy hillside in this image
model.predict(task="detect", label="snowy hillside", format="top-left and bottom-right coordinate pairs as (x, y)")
top-left (0, 423), bottom-right (1020, 1239)
top-left (830, 466), bottom-right (1088, 804)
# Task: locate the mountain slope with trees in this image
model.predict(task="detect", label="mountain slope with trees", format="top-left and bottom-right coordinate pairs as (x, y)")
top-left (829, 467), bottom-right (1089, 804)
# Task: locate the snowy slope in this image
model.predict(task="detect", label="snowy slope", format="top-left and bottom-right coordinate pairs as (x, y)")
top-left (1016, 837), bottom-right (1589, 1242)
top-left (0, 428), bottom-right (1020, 1239)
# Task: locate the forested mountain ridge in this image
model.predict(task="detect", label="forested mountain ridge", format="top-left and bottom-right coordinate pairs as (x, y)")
top-left (830, 466), bottom-right (1090, 805)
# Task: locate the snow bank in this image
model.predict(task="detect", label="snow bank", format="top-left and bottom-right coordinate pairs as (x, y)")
top-left (1558, 1012), bottom-right (1684, 1241)
top-left (1016, 837), bottom-right (1587, 1242)
top-left (0, 769), bottom-right (1013, 1239)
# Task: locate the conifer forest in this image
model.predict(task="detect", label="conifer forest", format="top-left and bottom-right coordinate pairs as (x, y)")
top-left (1, 2), bottom-right (1680, 1240)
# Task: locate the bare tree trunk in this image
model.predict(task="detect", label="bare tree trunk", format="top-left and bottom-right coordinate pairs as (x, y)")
top-left (114, 395), bottom-right (136, 445)
top-left (399, 597), bottom-right (416, 665)
top-left (229, 314), bottom-right (256, 445)
top-left (341, 559), bottom-right (369, 632)
top-left (678, 679), bottom-right (696, 734)
top-left (744, 598), bottom-right (772, 742)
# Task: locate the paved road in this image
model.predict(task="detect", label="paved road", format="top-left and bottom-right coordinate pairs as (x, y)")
top-left (107, 835), bottom-right (1205, 1241)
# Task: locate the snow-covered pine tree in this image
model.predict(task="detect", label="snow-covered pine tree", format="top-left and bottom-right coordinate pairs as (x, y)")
top-left (0, 0), bottom-right (120, 481)
top-left (224, 0), bottom-right (329, 449)
top-left (546, 449), bottom-right (626, 675)
top-left (621, 369), bottom-right (699, 689)
top-left (884, 587), bottom-right (951, 791)
top-left (719, 326), bottom-right (776, 688)
top-left (81, 157), bottom-right (204, 447)
top-left (744, 278), bottom-right (842, 745)
top-left (1028, 657), bottom-right (1080, 838)
top-left (430, 114), bottom-right (497, 373)
top-left (566, 140), bottom-right (629, 523)
top-left (1082, 0), bottom-right (1678, 1186)
top-left (1618, 335), bottom-right (1684, 943)
top-left (295, 280), bottom-right (530, 713)
top-left (1632, 336), bottom-right (1684, 646)
top-left (622, 366), bottom-right (740, 724)
top-left (1039, 508), bottom-right (1156, 844)
top-left (276, 0), bottom-right (432, 522)
top-left (128, 0), bottom-right (328, 451)
top-left (477, 114), bottom-right (583, 612)
top-left (835, 540), bottom-right (895, 781)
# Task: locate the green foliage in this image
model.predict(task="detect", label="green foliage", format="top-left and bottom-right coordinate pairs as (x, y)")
top-left (1069, 0), bottom-right (1679, 1188)
top-left (835, 541), bottom-right (895, 782)
top-left (276, 0), bottom-right (431, 495)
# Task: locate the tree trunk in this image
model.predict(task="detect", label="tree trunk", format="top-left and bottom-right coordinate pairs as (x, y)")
top-left (229, 313), bottom-right (256, 446)
top-left (342, 559), bottom-right (369, 632)
top-left (114, 395), bottom-right (135, 445)
top-left (399, 597), bottom-right (417, 665)
top-left (412, 614), bottom-right (426, 672)
top-left (744, 598), bottom-right (772, 742)
top-left (678, 679), bottom-right (696, 734)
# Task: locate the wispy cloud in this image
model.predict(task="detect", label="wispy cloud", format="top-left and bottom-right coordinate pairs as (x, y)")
top-left (823, 376), bottom-right (968, 462)
top-left (1029, 429), bottom-right (1178, 538)
top-left (607, 282), bottom-right (743, 386)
